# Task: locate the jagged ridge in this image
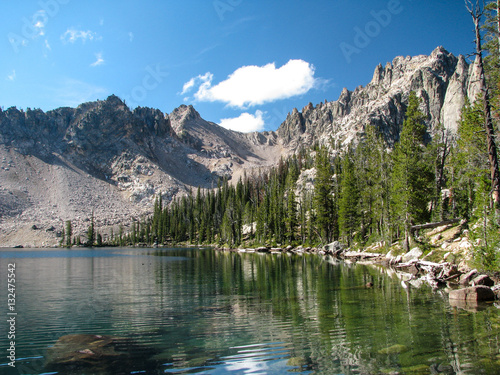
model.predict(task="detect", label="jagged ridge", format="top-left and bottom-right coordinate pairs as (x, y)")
top-left (277, 46), bottom-right (475, 149)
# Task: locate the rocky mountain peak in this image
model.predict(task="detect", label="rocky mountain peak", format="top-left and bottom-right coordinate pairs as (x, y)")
top-left (169, 104), bottom-right (202, 134)
top-left (277, 47), bottom-right (470, 149)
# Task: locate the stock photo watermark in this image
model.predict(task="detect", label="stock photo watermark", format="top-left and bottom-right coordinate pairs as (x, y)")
top-left (339, 0), bottom-right (404, 63)
top-left (6, 263), bottom-right (16, 369)
top-left (122, 64), bottom-right (169, 109)
top-left (213, 0), bottom-right (243, 21)
top-left (8, 0), bottom-right (70, 53)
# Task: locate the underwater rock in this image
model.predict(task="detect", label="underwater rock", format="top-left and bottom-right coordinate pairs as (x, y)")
top-left (378, 344), bottom-right (408, 355)
top-left (44, 334), bottom-right (159, 374)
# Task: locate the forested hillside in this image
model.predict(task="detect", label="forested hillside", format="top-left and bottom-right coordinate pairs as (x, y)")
top-left (96, 90), bottom-right (494, 271)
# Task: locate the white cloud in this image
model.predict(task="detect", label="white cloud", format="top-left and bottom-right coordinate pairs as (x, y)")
top-left (61, 28), bottom-right (99, 44)
top-left (7, 70), bottom-right (16, 81)
top-left (128, 32), bottom-right (134, 42)
top-left (181, 72), bottom-right (212, 95)
top-left (44, 39), bottom-right (51, 51)
top-left (219, 110), bottom-right (265, 132)
top-left (90, 52), bottom-right (105, 67)
top-left (188, 59), bottom-right (317, 108)
top-left (181, 78), bottom-right (196, 95)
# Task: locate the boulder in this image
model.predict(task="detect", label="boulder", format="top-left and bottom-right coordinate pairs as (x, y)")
top-left (492, 285), bottom-right (500, 299)
top-left (402, 247), bottom-right (423, 263)
top-left (472, 274), bottom-right (495, 287)
top-left (436, 263), bottom-right (459, 281)
top-left (448, 286), bottom-right (495, 303)
top-left (44, 334), bottom-right (158, 374)
top-left (459, 269), bottom-right (478, 285)
top-left (324, 241), bottom-right (345, 255)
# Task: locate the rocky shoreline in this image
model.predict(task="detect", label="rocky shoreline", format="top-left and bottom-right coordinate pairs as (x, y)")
top-left (217, 238), bottom-right (500, 311)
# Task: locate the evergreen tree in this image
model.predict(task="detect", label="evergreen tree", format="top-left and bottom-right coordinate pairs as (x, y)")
top-left (65, 220), bottom-right (72, 247)
top-left (354, 125), bottom-right (389, 243)
top-left (451, 99), bottom-right (488, 219)
top-left (453, 98), bottom-right (499, 268)
top-left (96, 232), bottom-right (103, 247)
top-left (284, 163), bottom-right (299, 243)
top-left (313, 146), bottom-right (336, 243)
top-left (339, 148), bottom-right (359, 246)
top-left (86, 211), bottom-right (95, 247)
top-left (391, 92), bottom-right (434, 250)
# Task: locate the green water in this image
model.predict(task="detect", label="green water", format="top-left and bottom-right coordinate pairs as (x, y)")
top-left (0, 247), bottom-right (499, 374)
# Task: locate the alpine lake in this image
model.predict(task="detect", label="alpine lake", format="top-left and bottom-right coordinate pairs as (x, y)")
top-left (0, 247), bottom-right (499, 375)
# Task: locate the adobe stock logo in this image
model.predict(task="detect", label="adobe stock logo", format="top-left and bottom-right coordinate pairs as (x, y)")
top-left (340, 0), bottom-right (404, 63)
top-left (8, 0), bottom-right (70, 53)
top-left (213, 0), bottom-right (243, 21)
top-left (122, 64), bottom-right (168, 109)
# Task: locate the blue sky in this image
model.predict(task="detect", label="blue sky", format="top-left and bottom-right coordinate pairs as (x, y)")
top-left (2, 0), bottom-right (476, 132)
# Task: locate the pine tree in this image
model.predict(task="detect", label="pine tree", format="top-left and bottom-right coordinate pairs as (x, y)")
top-left (391, 92), bottom-right (434, 250)
top-left (313, 146), bottom-right (336, 243)
top-left (284, 163), bottom-right (299, 243)
top-left (86, 211), bottom-right (95, 247)
top-left (451, 99), bottom-right (488, 219)
top-left (339, 148), bottom-right (359, 246)
top-left (65, 220), bottom-right (72, 247)
top-left (453, 98), bottom-right (499, 268)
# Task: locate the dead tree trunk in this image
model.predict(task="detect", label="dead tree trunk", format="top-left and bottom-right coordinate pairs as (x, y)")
top-left (466, 0), bottom-right (500, 208)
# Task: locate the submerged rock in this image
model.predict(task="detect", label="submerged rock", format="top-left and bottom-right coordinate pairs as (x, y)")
top-left (44, 334), bottom-right (159, 374)
top-left (378, 344), bottom-right (408, 355)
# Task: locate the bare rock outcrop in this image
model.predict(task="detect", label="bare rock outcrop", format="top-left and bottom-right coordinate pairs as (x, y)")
top-left (276, 46), bottom-right (471, 150)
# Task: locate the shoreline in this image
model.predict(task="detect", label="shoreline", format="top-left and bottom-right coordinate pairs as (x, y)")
top-left (215, 241), bottom-right (500, 310)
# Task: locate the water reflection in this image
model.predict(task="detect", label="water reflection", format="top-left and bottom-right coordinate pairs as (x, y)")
top-left (0, 248), bottom-right (499, 374)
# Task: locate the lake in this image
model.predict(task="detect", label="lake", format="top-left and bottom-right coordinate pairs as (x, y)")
top-left (0, 247), bottom-right (499, 374)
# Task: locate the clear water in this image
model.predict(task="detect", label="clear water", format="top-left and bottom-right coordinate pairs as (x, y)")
top-left (0, 247), bottom-right (499, 374)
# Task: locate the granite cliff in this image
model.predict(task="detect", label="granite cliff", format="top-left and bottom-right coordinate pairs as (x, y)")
top-left (0, 47), bottom-right (477, 246)
top-left (278, 46), bottom-right (474, 149)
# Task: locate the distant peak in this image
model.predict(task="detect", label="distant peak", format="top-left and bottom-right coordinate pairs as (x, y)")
top-left (171, 104), bottom-right (201, 122)
top-left (103, 94), bottom-right (124, 106)
top-left (431, 46), bottom-right (450, 57)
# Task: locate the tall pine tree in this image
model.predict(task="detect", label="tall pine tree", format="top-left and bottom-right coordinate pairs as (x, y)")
top-left (339, 147), bottom-right (359, 246)
top-left (391, 92), bottom-right (434, 250)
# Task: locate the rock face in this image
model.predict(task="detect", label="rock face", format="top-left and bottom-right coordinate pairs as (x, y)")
top-left (0, 97), bottom-right (281, 245)
top-left (0, 47), bottom-right (480, 245)
top-left (277, 46), bottom-right (473, 149)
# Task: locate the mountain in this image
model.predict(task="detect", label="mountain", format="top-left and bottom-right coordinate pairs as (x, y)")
top-left (278, 46), bottom-right (473, 149)
top-left (0, 46), bottom-right (476, 246)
